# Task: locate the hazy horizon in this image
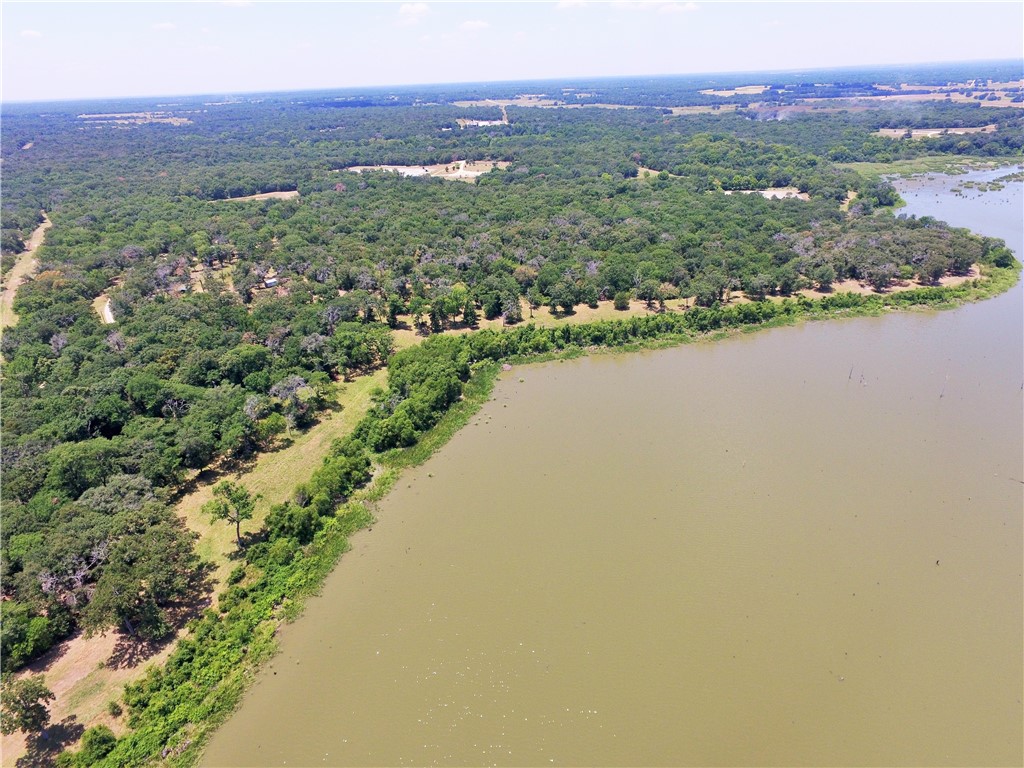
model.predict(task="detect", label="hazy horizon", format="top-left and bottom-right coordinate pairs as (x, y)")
top-left (3, 56), bottom-right (1021, 107)
top-left (2, 1), bottom-right (1022, 103)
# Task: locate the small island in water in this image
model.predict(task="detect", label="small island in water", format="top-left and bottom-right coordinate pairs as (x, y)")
top-left (1, 54), bottom-right (1021, 768)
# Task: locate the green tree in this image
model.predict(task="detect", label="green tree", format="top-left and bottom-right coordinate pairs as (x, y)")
top-left (76, 725), bottom-right (118, 764)
top-left (637, 280), bottom-right (661, 309)
top-left (917, 253), bottom-right (949, 285)
top-left (202, 481), bottom-right (259, 547)
top-left (0, 603), bottom-right (59, 673)
top-left (745, 273), bottom-right (774, 301)
top-left (811, 263), bottom-right (836, 291)
top-left (82, 512), bottom-right (198, 639)
top-left (0, 674), bottom-right (55, 736)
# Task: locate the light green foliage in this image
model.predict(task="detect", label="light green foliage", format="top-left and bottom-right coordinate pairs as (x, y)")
top-left (202, 481), bottom-right (259, 547)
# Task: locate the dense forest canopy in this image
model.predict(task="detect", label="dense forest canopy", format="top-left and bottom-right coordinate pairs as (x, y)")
top-left (0, 63), bottom-right (1021, 748)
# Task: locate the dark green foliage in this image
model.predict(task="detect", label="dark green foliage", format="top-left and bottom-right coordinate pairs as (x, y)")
top-left (0, 602), bottom-right (64, 673)
top-left (81, 508), bottom-right (200, 640)
top-left (266, 503), bottom-right (321, 545)
top-left (0, 674), bottom-right (55, 736)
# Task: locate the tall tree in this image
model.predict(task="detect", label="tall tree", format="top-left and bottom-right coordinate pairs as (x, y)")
top-left (81, 512), bottom-right (199, 640)
top-left (202, 481), bottom-right (259, 547)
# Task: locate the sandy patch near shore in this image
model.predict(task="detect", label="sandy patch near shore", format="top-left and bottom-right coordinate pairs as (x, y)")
top-left (797, 264), bottom-right (982, 300)
top-left (0, 630), bottom-right (162, 762)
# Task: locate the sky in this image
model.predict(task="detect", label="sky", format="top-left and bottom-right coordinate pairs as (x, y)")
top-left (2, 1), bottom-right (1022, 102)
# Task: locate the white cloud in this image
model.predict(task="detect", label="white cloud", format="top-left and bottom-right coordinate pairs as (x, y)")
top-left (611, 1), bottom-right (697, 11)
top-left (398, 3), bottom-right (429, 26)
top-left (152, 21), bottom-right (177, 31)
top-left (20, 29), bottom-right (42, 38)
top-left (659, 2), bottom-right (698, 13)
top-left (459, 19), bottom-right (490, 32)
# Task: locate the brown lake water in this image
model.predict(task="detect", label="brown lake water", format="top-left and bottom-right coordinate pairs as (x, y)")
top-left (203, 170), bottom-right (1023, 767)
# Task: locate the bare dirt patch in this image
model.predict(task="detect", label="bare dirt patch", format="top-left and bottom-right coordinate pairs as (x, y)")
top-left (20, 141), bottom-right (34, 150)
top-left (77, 111), bottom-right (192, 126)
top-left (797, 264), bottom-right (982, 300)
top-left (456, 118), bottom-right (506, 127)
top-left (723, 187), bottom-right (810, 200)
top-left (342, 160), bottom-right (509, 183)
top-left (667, 104), bottom-right (739, 115)
top-left (92, 294), bottom-right (115, 324)
top-left (1, 213), bottom-right (51, 331)
top-left (215, 190), bottom-right (300, 202)
top-left (0, 624), bottom-right (182, 763)
top-left (700, 85), bottom-right (768, 97)
top-left (878, 125), bottom-right (997, 139)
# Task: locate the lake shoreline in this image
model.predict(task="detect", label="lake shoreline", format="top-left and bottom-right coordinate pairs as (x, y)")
top-left (195, 258), bottom-right (1020, 766)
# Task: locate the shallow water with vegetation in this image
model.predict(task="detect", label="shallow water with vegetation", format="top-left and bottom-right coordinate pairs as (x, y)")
top-left (204, 170), bottom-right (1022, 766)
